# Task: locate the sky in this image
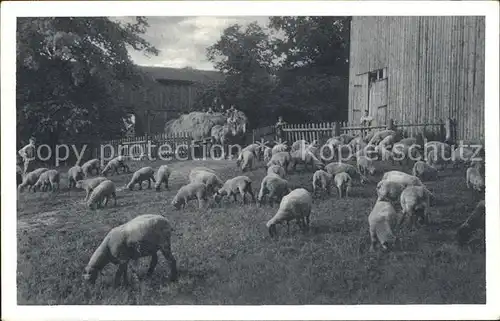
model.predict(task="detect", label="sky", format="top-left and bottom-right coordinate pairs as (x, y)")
top-left (116, 16), bottom-right (271, 71)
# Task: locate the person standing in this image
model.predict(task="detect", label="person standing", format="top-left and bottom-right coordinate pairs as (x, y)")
top-left (360, 109), bottom-right (374, 138)
top-left (275, 116), bottom-right (287, 143)
top-left (18, 136), bottom-right (36, 175)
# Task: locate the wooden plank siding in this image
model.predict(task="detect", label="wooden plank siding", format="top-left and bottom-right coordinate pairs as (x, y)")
top-left (348, 16), bottom-right (485, 142)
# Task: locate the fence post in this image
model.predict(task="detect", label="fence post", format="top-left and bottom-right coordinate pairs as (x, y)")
top-left (387, 118), bottom-right (396, 131)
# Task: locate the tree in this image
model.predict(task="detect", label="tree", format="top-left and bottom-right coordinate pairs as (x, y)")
top-left (16, 17), bottom-right (158, 146)
top-left (205, 22), bottom-right (276, 127)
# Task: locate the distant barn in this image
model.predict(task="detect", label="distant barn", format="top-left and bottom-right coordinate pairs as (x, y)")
top-left (120, 66), bottom-right (225, 135)
top-left (348, 16), bottom-right (485, 142)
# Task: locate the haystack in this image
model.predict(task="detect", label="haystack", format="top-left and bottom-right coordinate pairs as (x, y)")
top-left (164, 110), bottom-right (249, 141)
top-left (164, 112), bottom-right (227, 141)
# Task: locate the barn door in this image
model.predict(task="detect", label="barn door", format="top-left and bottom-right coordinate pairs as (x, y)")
top-left (369, 78), bottom-right (388, 126)
top-left (351, 73), bottom-right (369, 124)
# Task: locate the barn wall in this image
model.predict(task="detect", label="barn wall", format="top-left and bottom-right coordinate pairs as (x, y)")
top-left (348, 16), bottom-right (485, 142)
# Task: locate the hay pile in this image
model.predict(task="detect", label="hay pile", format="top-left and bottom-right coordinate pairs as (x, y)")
top-left (164, 112), bottom-right (227, 140)
top-left (164, 111), bottom-right (249, 141)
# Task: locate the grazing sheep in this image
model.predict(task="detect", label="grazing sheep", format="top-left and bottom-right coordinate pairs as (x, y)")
top-left (312, 169), bottom-right (333, 195)
top-left (391, 142), bottom-right (422, 166)
top-left (466, 167), bottom-right (485, 192)
top-left (334, 172), bottom-right (352, 198)
top-left (155, 165), bottom-right (171, 191)
top-left (267, 165), bottom-right (286, 179)
top-left (291, 140), bottom-right (309, 152)
top-left (412, 161), bottom-right (438, 181)
top-left (357, 155), bottom-right (376, 176)
top-left (398, 137), bottom-right (418, 146)
top-left (376, 180), bottom-right (406, 204)
top-left (349, 136), bottom-right (367, 154)
top-left (87, 180), bottom-right (117, 210)
top-left (68, 166), bottom-right (84, 189)
top-left (33, 169), bottom-right (60, 192)
top-left (339, 133), bottom-right (355, 145)
top-left (267, 151), bottom-right (292, 173)
top-left (457, 200), bottom-right (485, 246)
top-left (76, 177), bottom-right (108, 201)
top-left (240, 143), bottom-right (260, 159)
top-left (266, 188), bottom-right (312, 237)
top-left (368, 200), bottom-right (399, 252)
top-left (237, 150), bottom-right (255, 172)
top-left (377, 134), bottom-right (396, 151)
top-left (290, 149), bottom-right (324, 172)
top-left (325, 162), bottom-right (367, 184)
top-left (425, 141), bottom-right (452, 169)
top-left (17, 165), bottom-right (23, 186)
top-left (263, 146), bottom-right (273, 163)
top-left (82, 214), bottom-right (177, 286)
top-left (189, 169), bottom-right (223, 195)
top-left (101, 156), bottom-right (130, 176)
top-left (399, 186), bottom-right (433, 229)
top-left (257, 174), bottom-right (291, 206)
top-left (272, 143), bottom-right (288, 155)
top-left (368, 130), bottom-right (396, 146)
top-left (381, 171), bottom-right (423, 188)
top-left (126, 167), bottom-right (156, 191)
top-left (171, 182), bottom-right (208, 209)
top-left (81, 159), bottom-right (100, 177)
top-left (214, 176), bottom-right (255, 204)
top-left (18, 168), bottom-right (49, 192)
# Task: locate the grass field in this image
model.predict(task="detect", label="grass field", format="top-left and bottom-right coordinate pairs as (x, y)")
top-left (17, 157), bottom-right (485, 305)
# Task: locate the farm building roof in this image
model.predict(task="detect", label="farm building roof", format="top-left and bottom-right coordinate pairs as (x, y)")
top-left (138, 65), bottom-right (225, 85)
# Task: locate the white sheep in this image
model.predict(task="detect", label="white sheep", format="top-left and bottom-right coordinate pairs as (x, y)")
top-left (127, 167), bottom-right (156, 190)
top-left (357, 155), bottom-right (376, 176)
top-left (334, 172), bottom-right (352, 198)
top-left (81, 159), bottom-right (100, 177)
top-left (266, 188), bottom-right (312, 237)
top-left (240, 143), bottom-right (261, 158)
top-left (325, 162), bottom-right (367, 184)
top-left (33, 169), bottom-right (60, 192)
top-left (87, 180), bottom-right (117, 210)
top-left (18, 168), bottom-right (49, 192)
top-left (456, 200), bottom-right (485, 246)
top-left (267, 164), bottom-right (286, 179)
top-left (368, 200), bottom-right (399, 252)
top-left (377, 134), bottom-right (396, 151)
top-left (171, 182), bottom-right (208, 210)
top-left (257, 174), bottom-right (291, 206)
top-left (291, 139), bottom-right (309, 152)
top-left (267, 151), bottom-right (292, 173)
top-left (412, 161), bottom-right (438, 181)
top-left (376, 180), bottom-right (406, 204)
top-left (82, 214), bottom-right (177, 286)
top-left (237, 150), bottom-right (255, 172)
top-left (349, 136), bottom-right (367, 154)
top-left (312, 169), bottom-right (333, 195)
top-left (263, 146), bottom-right (273, 163)
top-left (290, 149), bottom-right (324, 172)
top-left (68, 165), bottom-right (84, 189)
top-left (339, 133), bottom-right (355, 145)
top-left (214, 176), bottom-right (255, 204)
top-left (272, 143), bottom-right (288, 155)
top-left (155, 165), bottom-right (171, 191)
top-left (466, 167), bottom-right (485, 192)
top-left (368, 129), bottom-right (396, 146)
top-left (76, 177), bottom-right (108, 201)
top-left (381, 170), bottom-right (423, 188)
top-left (399, 186), bottom-right (433, 230)
top-left (189, 169), bottom-right (223, 195)
top-left (101, 156), bottom-right (130, 176)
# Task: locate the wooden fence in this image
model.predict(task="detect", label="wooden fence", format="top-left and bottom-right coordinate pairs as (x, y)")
top-left (281, 118), bottom-right (453, 144)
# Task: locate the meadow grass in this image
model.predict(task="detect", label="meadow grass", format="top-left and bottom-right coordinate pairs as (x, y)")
top-left (17, 158), bottom-right (485, 304)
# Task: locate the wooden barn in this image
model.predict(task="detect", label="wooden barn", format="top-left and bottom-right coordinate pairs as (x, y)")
top-left (347, 16), bottom-right (485, 142)
top-left (120, 66), bottom-right (225, 135)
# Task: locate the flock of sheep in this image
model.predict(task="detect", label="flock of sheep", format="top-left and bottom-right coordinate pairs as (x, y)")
top-left (17, 128), bottom-right (486, 288)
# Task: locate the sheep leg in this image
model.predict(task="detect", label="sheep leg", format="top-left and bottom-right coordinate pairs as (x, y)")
top-left (164, 179), bottom-right (169, 190)
top-left (398, 210), bottom-right (408, 230)
top-left (112, 192), bottom-right (117, 206)
top-left (369, 229), bottom-right (378, 252)
top-left (146, 252), bottom-right (158, 277)
top-left (148, 179), bottom-right (152, 189)
top-left (160, 247), bottom-right (178, 282)
top-left (247, 188), bottom-right (256, 203)
top-left (232, 193), bottom-right (238, 203)
top-left (114, 263), bottom-right (127, 287)
top-left (138, 181), bottom-right (143, 190)
top-left (103, 196), bottom-right (109, 207)
top-left (85, 189), bottom-right (91, 201)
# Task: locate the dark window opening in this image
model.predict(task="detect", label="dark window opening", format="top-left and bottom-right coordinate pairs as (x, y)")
top-left (368, 68), bottom-right (387, 82)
